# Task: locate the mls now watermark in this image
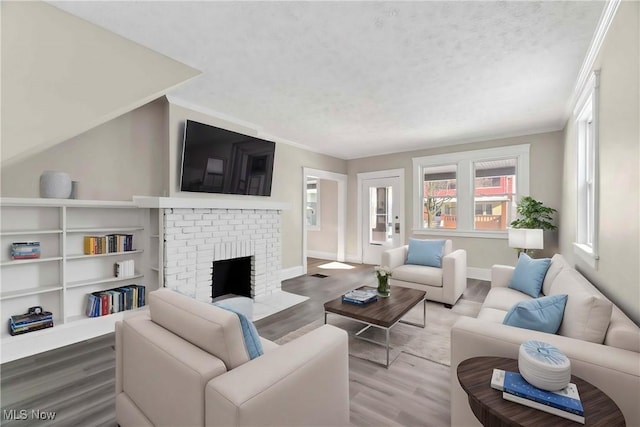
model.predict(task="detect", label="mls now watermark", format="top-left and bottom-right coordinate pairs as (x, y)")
top-left (3, 409), bottom-right (57, 421)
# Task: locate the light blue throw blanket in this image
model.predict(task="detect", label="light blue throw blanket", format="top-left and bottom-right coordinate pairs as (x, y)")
top-left (214, 303), bottom-right (264, 359)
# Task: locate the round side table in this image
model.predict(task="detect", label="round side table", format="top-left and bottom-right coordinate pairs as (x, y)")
top-left (456, 356), bottom-right (625, 427)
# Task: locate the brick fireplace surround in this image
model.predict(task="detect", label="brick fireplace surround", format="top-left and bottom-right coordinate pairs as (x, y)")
top-left (134, 196), bottom-right (307, 320)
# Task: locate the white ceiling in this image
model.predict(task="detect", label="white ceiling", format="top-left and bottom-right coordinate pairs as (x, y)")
top-left (51, 1), bottom-right (605, 160)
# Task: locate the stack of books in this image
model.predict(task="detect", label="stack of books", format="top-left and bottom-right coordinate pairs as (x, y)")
top-left (491, 369), bottom-right (585, 424)
top-left (10, 242), bottom-right (41, 260)
top-left (86, 285), bottom-right (146, 317)
top-left (83, 234), bottom-right (133, 255)
top-left (9, 308), bottom-right (53, 335)
top-left (342, 289), bottom-right (378, 305)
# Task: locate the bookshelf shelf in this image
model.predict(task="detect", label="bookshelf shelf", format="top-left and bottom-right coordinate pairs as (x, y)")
top-left (0, 256), bottom-right (63, 267)
top-left (66, 273), bottom-right (144, 289)
top-left (0, 198), bottom-right (159, 364)
top-left (66, 249), bottom-right (144, 260)
top-left (0, 229), bottom-right (63, 236)
top-left (0, 285), bottom-right (63, 301)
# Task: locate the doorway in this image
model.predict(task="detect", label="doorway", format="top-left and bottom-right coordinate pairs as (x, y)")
top-left (358, 169), bottom-right (405, 265)
top-left (302, 168), bottom-right (347, 275)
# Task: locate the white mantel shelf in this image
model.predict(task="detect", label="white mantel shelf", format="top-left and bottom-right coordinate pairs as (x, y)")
top-left (133, 196), bottom-right (290, 211)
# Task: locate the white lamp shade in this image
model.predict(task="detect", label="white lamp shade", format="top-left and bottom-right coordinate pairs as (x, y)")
top-left (508, 228), bottom-right (544, 250)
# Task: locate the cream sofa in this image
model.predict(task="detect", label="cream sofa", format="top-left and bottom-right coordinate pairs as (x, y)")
top-left (451, 254), bottom-right (640, 426)
top-left (116, 288), bottom-right (349, 427)
top-left (382, 240), bottom-right (467, 306)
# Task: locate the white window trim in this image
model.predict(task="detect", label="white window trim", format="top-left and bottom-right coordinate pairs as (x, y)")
top-left (573, 71), bottom-right (600, 269)
top-left (412, 144), bottom-right (530, 239)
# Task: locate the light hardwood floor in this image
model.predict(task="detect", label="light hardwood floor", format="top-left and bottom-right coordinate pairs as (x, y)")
top-left (0, 259), bottom-right (489, 427)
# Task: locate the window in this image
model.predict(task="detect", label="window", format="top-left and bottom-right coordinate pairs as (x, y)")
top-left (474, 159), bottom-right (516, 231)
top-left (306, 179), bottom-right (320, 231)
top-left (422, 165), bottom-right (457, 229)
top-left (413, 145), bottom-right (529, 237)
top-left (574, 71), bottom-right (600, 267)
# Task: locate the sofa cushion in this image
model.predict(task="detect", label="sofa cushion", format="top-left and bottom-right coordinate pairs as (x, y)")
top-left (477, 307), bottom-right (509, 323)
top-left (509, 253), bottom-right (551, 298)
top-left (541, 254), bottom-right (570, 296)
top-left (149, 288), bottom-right (251, 369)
top-left (503, 294), bottom-right (568, 334)
top-left (483, 287), bottom-right (534, 312)
top-left (549, 270), bottom-right (613, 344)
top-left (392, 264), bottom-right (443, 287)
top-left (406, 238), bottom-right (446, 268)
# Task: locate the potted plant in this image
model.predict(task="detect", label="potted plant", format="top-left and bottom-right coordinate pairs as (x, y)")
top-left (509, 197), bottom-right (557, 256)
top-left (510, 196), bottom-right (558, 231)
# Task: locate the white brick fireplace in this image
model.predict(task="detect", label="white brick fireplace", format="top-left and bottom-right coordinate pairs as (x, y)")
top-left (163, 207), bottom-right (281, 302)
top-left (133, 196), bottom-right (294, 309)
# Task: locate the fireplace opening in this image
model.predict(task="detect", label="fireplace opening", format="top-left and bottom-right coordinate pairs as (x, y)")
top-left (212, 256), bottom-right (252, 300)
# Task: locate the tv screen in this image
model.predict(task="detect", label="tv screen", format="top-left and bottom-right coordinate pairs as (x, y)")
top-left (180, 120), bottom-right (275, 196)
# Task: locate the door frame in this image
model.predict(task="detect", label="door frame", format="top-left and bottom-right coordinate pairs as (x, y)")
top-left (302, 167), bottom-right (348, 275)
top-left (357, 168), bottom-right (405, 264)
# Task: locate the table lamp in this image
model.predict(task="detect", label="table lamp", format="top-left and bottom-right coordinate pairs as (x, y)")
top-left (508, 228), bottom-right (543, 256)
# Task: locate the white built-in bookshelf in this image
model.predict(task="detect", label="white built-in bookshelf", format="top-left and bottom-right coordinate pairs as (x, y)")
top-left (0, 198), bottom-right (160, 363)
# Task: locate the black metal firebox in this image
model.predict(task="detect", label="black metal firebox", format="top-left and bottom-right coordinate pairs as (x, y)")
top-left (211, 256), bottom-right (252, 300)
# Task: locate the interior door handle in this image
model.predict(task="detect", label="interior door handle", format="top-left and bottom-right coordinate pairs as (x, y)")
top-left (395, 223), bottom-right (400, 234)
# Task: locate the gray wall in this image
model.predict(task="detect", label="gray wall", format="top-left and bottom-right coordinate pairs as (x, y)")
top-left (1, 98), bottom-right (168, 200)
top-left (346, 131), bottom-right (565, 270)
top-left (167, 103), bottom-right (348, 270)
top-left (560, 1), bottom-right (639, 324)
top-left (0, 1), bottom-right (198, 167)
top-left (307, 179), bottom-right (339, 256)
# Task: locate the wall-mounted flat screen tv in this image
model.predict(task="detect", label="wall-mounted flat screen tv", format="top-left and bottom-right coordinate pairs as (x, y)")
top-left (180, 120), bottom-right (275, 196)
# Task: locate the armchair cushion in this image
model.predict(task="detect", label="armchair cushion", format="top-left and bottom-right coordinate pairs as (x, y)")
top-left (508, 253), bottom-right (551, 297)
top-left (406, 238), bottom-right (446, 268)
top-left (503, 294), bottom-right (568, 334)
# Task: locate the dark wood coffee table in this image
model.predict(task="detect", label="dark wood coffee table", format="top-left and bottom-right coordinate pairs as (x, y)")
top-left (457, 356), bottom-right (625, 426)
top-left (324, 286), bottom-right (426, 367)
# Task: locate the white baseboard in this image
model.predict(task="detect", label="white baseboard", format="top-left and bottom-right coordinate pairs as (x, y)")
top-left (306, 250), bottom-right (337, 261)
top-left (345, 254), bottom-right (362, 264)
top-left (280, 265), bottom-right (304, 281)
top-left (467, 267), bottom-right (491, 281)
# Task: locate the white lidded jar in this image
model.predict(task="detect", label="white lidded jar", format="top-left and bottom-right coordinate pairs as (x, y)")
top-left (40, 171), bottom-right (72, 199)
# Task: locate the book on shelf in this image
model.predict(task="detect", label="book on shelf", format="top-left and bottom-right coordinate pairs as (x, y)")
top-left (11, 241), bottom-right (41, 260)
top-left (85, 285), bottom-right (146, 317)
top-left (83, 234), bottom-right (134, 255)
top-left (491, 369), bottom-right (585, 424)
top-left (342, 289), bottom-right (378, 305)
top-left (9, 308), bottom-right (54, 335)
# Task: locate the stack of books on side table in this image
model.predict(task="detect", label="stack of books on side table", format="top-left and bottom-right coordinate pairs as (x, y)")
top-left (491, 369), bottom-right (585, 424)
top-left (342, 289), bottom-right (378, 306)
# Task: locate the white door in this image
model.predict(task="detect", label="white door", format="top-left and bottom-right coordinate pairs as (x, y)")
top-left (361, 176), bottom-right (403, 265)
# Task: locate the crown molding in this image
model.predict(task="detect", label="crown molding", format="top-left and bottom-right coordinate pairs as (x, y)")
top-left (565, 0), bottom-right (621, 118)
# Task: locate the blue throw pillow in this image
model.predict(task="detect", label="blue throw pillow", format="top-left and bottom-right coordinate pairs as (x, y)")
top-left (508, 253), bottom-right (552, 297)
top-left (213, 303), bottom-right (264, 360)
top-left (405, 238), bottom-right (446, 268)
top-left (503, 294), bottom-right (568, 334)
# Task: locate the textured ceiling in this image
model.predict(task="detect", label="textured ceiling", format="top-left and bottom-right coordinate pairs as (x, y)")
top-left (51, 1), bottom-right (605, 160)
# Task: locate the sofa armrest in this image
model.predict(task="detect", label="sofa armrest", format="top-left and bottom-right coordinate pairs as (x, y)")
top-left (491, 264), bottom-right (515, 288)
top-left (205, 325), bottom-right (349, 427)
top-left (442, 249), bottom-right (467, 305)
top-left (450, 317), bottom-right (640, 427)
top-left (382, 245), bottom-right (408, 270)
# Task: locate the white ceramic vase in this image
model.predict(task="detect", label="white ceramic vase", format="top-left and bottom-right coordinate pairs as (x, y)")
top-left (40, 171), bottom-right (72, 199)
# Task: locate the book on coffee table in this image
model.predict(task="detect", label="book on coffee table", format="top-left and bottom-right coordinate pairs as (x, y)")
top-left (342, 289), bottom-right (378, 305)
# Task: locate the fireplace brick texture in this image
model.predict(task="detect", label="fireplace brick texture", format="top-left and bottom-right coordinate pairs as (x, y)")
top-left (162, 208), bottom-right (282, 302)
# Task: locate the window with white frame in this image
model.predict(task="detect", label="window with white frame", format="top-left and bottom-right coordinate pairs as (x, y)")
top-left (574, 71), bottom-right (600, 267)
top-left (413, 145), bottom-right (529, 237)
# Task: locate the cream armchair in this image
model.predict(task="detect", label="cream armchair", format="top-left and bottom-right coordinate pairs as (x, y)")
top-left (381, 239), bottom-right (467, 307)
top-left (115, 288), bottom-right (349, 427)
